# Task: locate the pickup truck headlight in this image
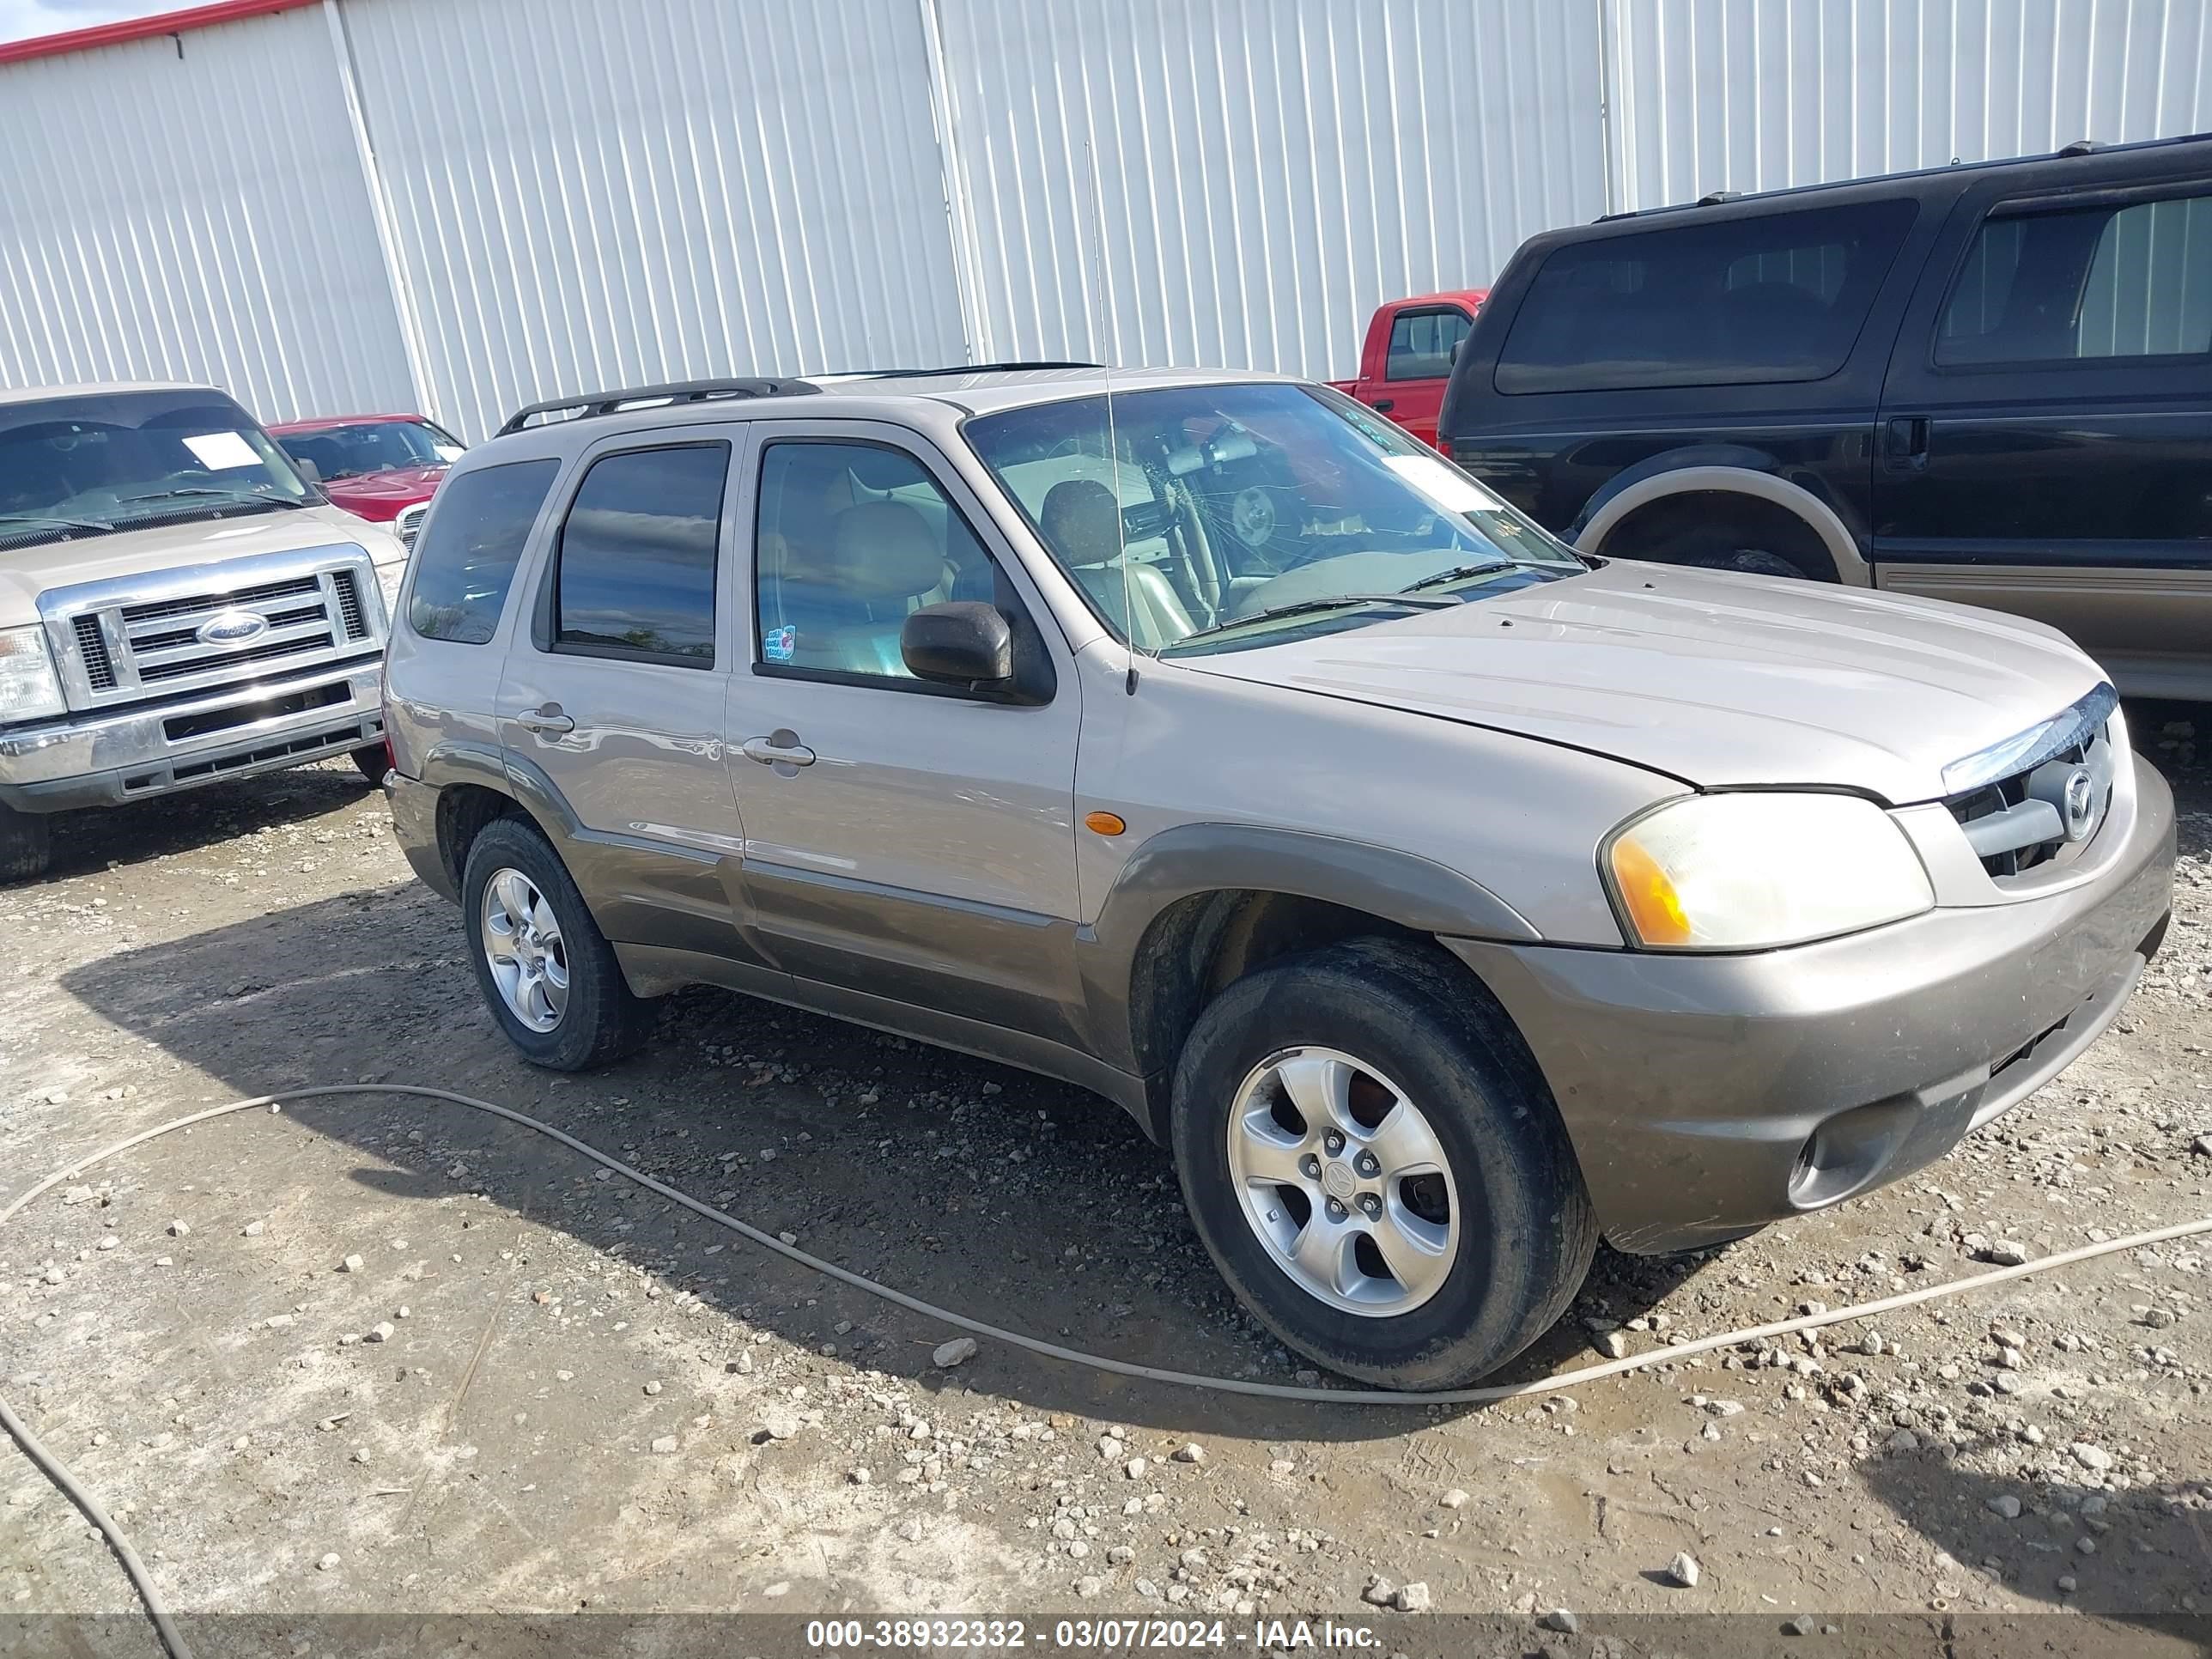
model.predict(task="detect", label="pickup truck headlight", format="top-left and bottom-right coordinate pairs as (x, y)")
top-left (0, 626), bottom-right (65, 722)
top-left (375, 561), bottom-right (406, 617)
top-left (1604, 793), bottom-right (1934, 951)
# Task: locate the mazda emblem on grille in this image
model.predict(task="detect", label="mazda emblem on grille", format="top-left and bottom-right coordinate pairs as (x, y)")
top-left (2062, 767), bottom-right (2098, 842)
top-left (196, 610), bottom-right (269, 647)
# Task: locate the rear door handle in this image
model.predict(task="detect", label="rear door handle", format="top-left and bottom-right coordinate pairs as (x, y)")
top-left (1882, 416), bottom-right (1930, 469)
top-left (516, 706), bottom-right (574, 734)
top-left (742, 732), bottom-right (816, 768)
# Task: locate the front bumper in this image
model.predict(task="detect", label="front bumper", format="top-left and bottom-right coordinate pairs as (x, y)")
top-left (1446, 752), bottom-right (2177, 1255)
top-left (0, 657), bottom-right (385, 813)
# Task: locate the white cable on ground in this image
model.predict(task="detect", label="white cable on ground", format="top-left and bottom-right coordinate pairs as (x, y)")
top-left (5, 1082), bottom-right (2209, 1659)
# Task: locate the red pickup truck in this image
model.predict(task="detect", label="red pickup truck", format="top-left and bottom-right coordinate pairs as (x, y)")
top-left (1328, 289), bottom-right (1486, 451)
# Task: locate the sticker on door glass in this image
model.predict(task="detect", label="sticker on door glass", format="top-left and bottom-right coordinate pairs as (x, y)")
top-left (182, 431), bottom-right (261, 471)
top-left (763, 624), bottom-right (796, 663)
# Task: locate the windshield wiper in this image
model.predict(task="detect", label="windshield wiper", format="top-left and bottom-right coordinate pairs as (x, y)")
top-left (114, 489), bottom-right (297, 516)
top-left (1167, 592), bottom-right (1458, 649)
top-left (0, 512), bottom-right (113, 535)
top-left (1397, 560), bottom-right (1519, 595)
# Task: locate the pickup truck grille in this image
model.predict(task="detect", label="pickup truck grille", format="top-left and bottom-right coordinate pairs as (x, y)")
top-left (38, 544), bottom-right (385, 714)
top-left (1940, 686), bottom-right (2120, 884)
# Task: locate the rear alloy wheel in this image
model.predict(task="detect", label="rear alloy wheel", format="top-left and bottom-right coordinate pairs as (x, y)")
top-left (1171, 938), bottom-right (1595, 1389)
top-left (1678, 546), bottom-right (1814, 579)
top-left (459, 816), bottom-right (655, 1070)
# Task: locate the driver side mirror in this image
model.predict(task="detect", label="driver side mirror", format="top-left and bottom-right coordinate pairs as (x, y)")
top-left (292, 456), bottom-right (322, 483)
top-left (902, 601), bottom-right (1012, 688)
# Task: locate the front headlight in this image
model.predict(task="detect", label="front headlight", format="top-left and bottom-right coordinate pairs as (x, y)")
top-left (376, 561), bottom-right (406, 617)
top-left (0, 626), bottom-right (65, 722)
top-left (1604, 793), bottom-right (1934, 951)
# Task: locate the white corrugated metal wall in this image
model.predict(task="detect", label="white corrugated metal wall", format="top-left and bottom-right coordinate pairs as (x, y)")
top-left (1604, 0), bottom-right (2212, 210)
top-left (931, 0), bottom-right (1607, 376)
top-left (4, 0), bottom-right (2212, 439)
top-left (335, 0), bottom-right (975, 444)
top-left (0, 3), bottom-right (416, 423)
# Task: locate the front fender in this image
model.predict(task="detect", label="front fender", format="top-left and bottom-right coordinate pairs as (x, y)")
top-left (1073, 822), bottom-right (1540, 1084)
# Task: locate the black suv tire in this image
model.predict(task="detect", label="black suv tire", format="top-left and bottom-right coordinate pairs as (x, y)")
top-left (0, 799), bottom-right (52, 884)
top-left (350, 744), bottom-right (392, 787)
top-left (1170, 937), bottom-right (1596, 1389)
top-left (460, 816), bottom-right (656, 1070)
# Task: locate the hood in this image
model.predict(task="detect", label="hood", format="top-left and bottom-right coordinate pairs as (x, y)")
top-left (321, 465), bottom-right (446, 517)
top-left (0, 506), bottom-right (404, 627)
top-left (1183, 560), bottom-right (2107, 805)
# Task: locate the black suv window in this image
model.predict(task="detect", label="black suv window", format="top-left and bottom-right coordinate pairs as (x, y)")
top-left (1938, 191), bottom-right (2212, 364)
top-left (1496, 199), bottom-right (1917, 393)
top-left (406, 458), bottom-right (559, 644)
top-left (1386, 308), bottom-right (1472, 380)
top-left (552, 443), bottom-right (729, 665)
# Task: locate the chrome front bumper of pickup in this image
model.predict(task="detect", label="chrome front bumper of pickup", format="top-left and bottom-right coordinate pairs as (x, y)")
top-left (0, 656), bottom-right (385, 811)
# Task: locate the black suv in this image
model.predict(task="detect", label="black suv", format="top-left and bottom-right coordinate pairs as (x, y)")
top-left (1438, 132), bottom-right (2212, 702)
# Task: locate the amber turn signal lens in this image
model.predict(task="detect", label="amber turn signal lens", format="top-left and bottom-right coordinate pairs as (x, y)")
top-left (1608, 835), bottom-right (1693, 946)
top-left (1084, 810), bottom-right (1127, 837)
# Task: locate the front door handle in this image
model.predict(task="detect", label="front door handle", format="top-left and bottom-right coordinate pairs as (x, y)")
top-left (516, 706), bottom-right (574, 734)
top-left (742, 732), bottom-right (816, 769)
top-left (1370, 398), bottom-right (1395, 413)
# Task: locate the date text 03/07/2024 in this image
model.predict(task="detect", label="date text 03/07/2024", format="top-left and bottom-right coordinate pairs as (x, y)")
top-left (803, 1617), bottom-right (1385, 1650)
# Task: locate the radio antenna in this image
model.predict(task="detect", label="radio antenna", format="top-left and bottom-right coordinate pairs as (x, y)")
top-left (1081, 137), bottom-right (1138, 695)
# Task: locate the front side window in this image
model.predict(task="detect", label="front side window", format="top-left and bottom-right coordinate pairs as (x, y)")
top-left (552, 443), bottom-right (729, 665)
top-left (966, 381), bottom-right (1582, 659)
top-left (406, 459), bottom-right (560, 644)
top-left (1495, 199), bottom-right (1917, 393)
top-left (753, 441), bottom-right (999, 682)
top-left (279, 419), bottom-right (466, 481)
top-left (0, 388), bottom-right (316, 551)
top-left (1386, 308), bottom-right (1473, 380)
top-left (1937, 191), bottom-right (2212, 365)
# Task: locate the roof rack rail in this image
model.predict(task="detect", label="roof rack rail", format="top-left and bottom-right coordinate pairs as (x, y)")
top-left (1697, 188), bottom-right (1742, 206)
top-left (496, 376), bottom-right (821, 437)
top-left (828, 360), bottom-right (1103, 380)
top-left (2057, 137), bottom-right (2104, 156)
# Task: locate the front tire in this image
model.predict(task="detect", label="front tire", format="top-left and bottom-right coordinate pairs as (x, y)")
top-left (1170, 938), bottom-right (1595, 1389)
top-left (0, 799), bottom-right (52, 884)
top-left (459, 817), bottom-right (655, 1070)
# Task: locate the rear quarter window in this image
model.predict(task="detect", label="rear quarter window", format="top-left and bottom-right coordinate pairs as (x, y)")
top-left (1494, 198), bottom-right (1917, 394)
top-left (406, 458), bottom-right (561, 644)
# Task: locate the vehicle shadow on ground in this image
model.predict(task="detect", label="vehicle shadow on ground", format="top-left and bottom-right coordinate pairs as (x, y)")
top-left (1861, 1441), bottom-right (2212, 1631)
top-left (26, 762), bottom-right (377, 884)
top-left (54, 879), bottom-right (1711, 1445)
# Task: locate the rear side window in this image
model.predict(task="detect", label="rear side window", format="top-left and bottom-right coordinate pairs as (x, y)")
top-left (1495, 199), bottom-right (1917, 393)
top-left (406, 458), bottom-right (559, 644)
top-left (552, 442), bottom-right (729, 665)
top-left (1937, 191), bottom-right (2212, 364)
top-left (1385, 307), bottom-right (1473, 380)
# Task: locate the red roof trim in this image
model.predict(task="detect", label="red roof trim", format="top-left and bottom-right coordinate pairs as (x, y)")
top-left (0, 0), bottom-right (318, 67)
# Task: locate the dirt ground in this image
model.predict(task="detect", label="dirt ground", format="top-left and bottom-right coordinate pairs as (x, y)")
top-left (2, 709), bottom-right (2208, 1659)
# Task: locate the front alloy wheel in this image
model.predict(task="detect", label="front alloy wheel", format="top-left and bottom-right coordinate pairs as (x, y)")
top-left (1226, 1048), bottom-right (1458, 1316)
top-left (480, 866), bottom-right (569, 1032)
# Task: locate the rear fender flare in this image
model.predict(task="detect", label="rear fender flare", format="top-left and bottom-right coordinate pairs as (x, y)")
top-left (1573, 458), bottom-right (1871, 586)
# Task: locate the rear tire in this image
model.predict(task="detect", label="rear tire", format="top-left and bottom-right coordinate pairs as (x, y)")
top-left (1169, 937), bottom-right (1596, 1389)
top-left (1677, 546), bottom-right (1814, 579)
top-left (0, 799), bottom-right (52, 884)
top-left (350, 743), bottom-right (392, 787)
top-left (460, 816), bottom-right (655, 1070)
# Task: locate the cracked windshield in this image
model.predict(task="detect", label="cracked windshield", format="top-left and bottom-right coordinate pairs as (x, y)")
top-left (966, 381), bottom-right (1583, 657)
top-left (0, 388), bottom-right (317, 550)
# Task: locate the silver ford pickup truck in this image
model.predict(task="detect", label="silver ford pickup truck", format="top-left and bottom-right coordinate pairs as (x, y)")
top-left (0, 383), bottom-right (407, 879)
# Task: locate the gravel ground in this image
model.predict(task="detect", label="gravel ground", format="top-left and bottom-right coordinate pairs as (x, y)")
top-left (0, 710), bottom-right (2206, 1657)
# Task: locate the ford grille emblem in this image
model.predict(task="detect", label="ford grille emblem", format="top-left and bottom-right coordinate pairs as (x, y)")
top-left (196, 609), bottom-right (268, 647)
top-left (2060, 767), bottom-right (2098, 842)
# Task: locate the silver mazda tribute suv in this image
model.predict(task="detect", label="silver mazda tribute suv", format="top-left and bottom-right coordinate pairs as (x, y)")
top-left (382, 367), bottom-right (2175, 1389)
